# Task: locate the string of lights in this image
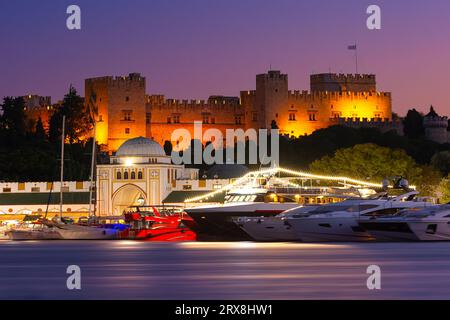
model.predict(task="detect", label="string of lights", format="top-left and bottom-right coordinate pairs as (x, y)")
top-left (184, 167), bottom-right (386, 203)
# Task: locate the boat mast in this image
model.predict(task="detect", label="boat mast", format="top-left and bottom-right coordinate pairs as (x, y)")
top-left (60, 115), bottom-right (66, 220)
top-left (88, 121), bottom-right (96, 218)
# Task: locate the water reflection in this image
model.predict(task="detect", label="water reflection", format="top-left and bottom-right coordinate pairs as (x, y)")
top-left (0, 241), bottom-right (449, 299)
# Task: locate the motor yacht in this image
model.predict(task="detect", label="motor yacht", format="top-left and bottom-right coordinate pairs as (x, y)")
top-left (359, 204), bottom-right (450, 241)
top-left (184, 171), bottom-right (372, 241)
top-left (285, 190), bottom-right (437, 242)
top-left (234, 206), bottom-right (319, 241)
top-left (120, 205), bottom-right (196, 241)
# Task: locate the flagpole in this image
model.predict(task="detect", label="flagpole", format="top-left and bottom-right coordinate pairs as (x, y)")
top-left (348, 44), bottom-right (358, 74)
top-left (60, 115), bottom-right (65, 221)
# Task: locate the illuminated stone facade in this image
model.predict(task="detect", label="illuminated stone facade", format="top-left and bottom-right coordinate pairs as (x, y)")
top-left (85, 71), bottom-right (393, 152)
top-left (85, 73), bottom-right (147, 152)
top-left (22, 95), bottom-right (55, 131)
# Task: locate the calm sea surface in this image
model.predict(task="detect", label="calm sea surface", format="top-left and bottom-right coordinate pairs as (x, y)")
top-left (1, 241), bottom-right (450, 300)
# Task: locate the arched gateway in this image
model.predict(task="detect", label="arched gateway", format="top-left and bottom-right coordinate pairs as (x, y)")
top-left (96, 137), bottom-right (199, 216)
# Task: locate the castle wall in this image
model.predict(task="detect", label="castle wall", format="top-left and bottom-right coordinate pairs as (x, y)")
top-left (280, 90), bottom-right (392, 136)
top-left (146, 96), bottom-right (245, 146)
top-left (424, 118), bottom-right (449, 144)
top-left (85, 71), bottom-right (394, 151)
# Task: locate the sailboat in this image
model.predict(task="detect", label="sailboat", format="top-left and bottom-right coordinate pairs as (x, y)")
top-left (8, 117), bottom-right (69, 241)
top-left (54, 96), bottom-right (122, 240)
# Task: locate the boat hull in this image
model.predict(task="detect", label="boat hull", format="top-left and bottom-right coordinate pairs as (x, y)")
top-left (7, 229), bottom-right (62, 241)
top-left (56, 227), bottom-right (119, 240)
top-left (235, 217), bottom-right (299, 241)
top-left (185, 210), bottom-right (287, 241)
top-left (361, 220), bottom-right (450, 241)
top-left (288, 217), bottom-right (373, 242)
top-left (122, 227), bottom-right (196, 241)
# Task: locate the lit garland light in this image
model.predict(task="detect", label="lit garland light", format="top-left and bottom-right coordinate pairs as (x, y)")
top-left (183, 166), bottom-right (408, 204)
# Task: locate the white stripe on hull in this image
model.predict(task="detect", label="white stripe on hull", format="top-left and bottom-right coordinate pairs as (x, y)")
top-left (289, 217), bottom-right (373, 242)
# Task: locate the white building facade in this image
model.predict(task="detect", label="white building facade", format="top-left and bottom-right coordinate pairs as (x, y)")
top-left (96, 137), bottom-right (200, 215)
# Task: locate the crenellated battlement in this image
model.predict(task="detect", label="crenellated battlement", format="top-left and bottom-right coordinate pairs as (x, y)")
top-left (311, 73), bottom-right (375, 81)
top-left (86, 73), bottom-right (145, 88)
top-left (146, 94), bottom-right (241, 111)
top-left (86, 70), bottom-right (395, 150)
top-left (423, 107), bottom-right (449, 144)
top-left (287, 90), bottom-right (391, 100)
top-left (424, 107), bottom-right (448, 127)
top-left (257, 70), bottom-right (288, 81)
top-left (331, 117), bottom-right (401, 126)
top-left (330, 117), bottom-right (403, 135)
top-left (310, 73), bottom-right (377, 93)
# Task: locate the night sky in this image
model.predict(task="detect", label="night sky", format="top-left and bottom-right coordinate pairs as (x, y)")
top-left (1, 0), bottom-right (449, 116)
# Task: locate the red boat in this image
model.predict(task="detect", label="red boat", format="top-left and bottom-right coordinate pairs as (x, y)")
top-left (120, 205), bottom-right (196, 241)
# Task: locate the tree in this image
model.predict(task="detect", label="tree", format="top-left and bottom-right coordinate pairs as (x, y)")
top-left (415, 165), bottom-right (443, 197)
top-left (0, 97), bottom-right (27, 145)
top-left (49, 85), bottom-right (91, 144)
top-left (309, 143), bottom-right (423, 183)
top-left (437, 176), bottom-right (450, 204)
top-left (163, 140), bottom-right (173, 156)
top-left (403, 108), bottom-right (424, 139)
top-left (34, 117), bottom-right (47, 142)
top-left (431, 151), bottom-right (450, 176)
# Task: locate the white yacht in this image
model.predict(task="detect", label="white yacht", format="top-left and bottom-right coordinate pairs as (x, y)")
top-left (184, 189), bottom-right (301, 241)
top-left (234, 206), bottom-right (319, 241)
top-left (184, 175), bottom-right (366, 241)
top-left (285, 191), bottom-right (436, 242)
top-left (7, 223), bottom-right (62, 240)
top-left (359, 204), bottom-right (450, 241)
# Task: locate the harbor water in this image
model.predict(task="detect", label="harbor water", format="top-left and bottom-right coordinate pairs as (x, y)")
top-left (1, 241), bottom-right (450, 300)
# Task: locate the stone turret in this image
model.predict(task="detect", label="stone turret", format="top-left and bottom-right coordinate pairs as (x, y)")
top-left (423, 106), bottom-right (449, 144)
top-left (310, 73), bottom-right (376, 93)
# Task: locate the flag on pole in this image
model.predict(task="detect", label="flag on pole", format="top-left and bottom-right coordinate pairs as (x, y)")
top-left (348, 44), bottom-right (357, 50)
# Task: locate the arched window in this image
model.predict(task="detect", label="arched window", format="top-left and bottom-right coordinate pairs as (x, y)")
top-left (138, 171), bottom-right (143, 179)
top-left (131, 171), bottom-right (136, 179)
top-left (117, 171), bottom-right (122, 180)
top-left (124, 171), bottom-right (129, 179)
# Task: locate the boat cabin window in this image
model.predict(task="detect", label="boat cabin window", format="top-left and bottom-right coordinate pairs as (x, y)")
top-left (263, 194), bottom-right (297, 203)
top-left (224, 194), bottom-right (258, 203)
top-left (362, 208), bottom-right (402, 217)
top-left (310, 205), bottom-right (354, 214)
top-left (357, 204), bottom-right (380, 211)
top-left (310, 204), bottom-right (379, 214)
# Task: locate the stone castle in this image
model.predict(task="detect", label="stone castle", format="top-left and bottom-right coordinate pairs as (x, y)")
top-left (84, 71), bottom-right (394, 152)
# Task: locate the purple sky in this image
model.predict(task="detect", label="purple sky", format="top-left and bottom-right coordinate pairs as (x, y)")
top-left (0, 0), bottom-right (449, 116)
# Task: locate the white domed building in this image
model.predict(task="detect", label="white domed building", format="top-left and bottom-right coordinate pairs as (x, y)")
top-left (96, 137), bottom-right (199, 215)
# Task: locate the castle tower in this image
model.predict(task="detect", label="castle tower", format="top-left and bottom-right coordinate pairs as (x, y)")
top-left (22, 95), bottom-right (53, 131)
top-left (255, 71), bottom-right (288, 129)
top-left (423, 106), bottom-right (449, 144)
top-left (85, 73), bottom-right (147, 152)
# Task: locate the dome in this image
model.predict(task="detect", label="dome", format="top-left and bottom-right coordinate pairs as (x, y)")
top-left (116, 137), bottom-right (166, 157)
top-left (205, 164), bottom-right (249, 179)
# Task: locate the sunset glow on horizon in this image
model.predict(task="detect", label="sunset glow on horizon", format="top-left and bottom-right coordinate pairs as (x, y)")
top-left (1, 0), bottom-right (449, 116)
